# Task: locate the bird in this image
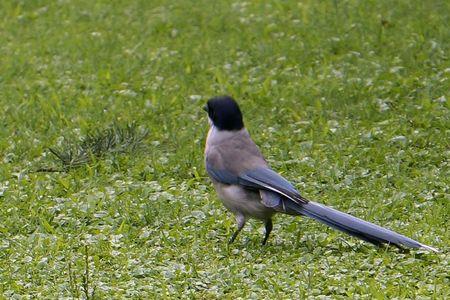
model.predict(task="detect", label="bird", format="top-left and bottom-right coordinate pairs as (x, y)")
top-left (203, 95), bottom-right (438, 252)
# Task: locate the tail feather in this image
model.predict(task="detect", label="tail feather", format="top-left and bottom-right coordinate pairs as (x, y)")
top-left (283, 200), bottom-right (438, 252)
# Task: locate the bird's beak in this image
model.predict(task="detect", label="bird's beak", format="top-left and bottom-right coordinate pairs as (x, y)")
top-left (202, 105), bottom-right (208, 112)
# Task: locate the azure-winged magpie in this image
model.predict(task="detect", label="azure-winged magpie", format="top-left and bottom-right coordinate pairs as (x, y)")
top-left (203, 95), bottom-right (438, 251)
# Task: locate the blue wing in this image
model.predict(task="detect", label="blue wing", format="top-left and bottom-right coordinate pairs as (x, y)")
top-left (207, 159), bottom-right (307, 205)
top-left (238, 168), bottom-right (308, 204)
top-left (205, 161), bottom-right (240, 185)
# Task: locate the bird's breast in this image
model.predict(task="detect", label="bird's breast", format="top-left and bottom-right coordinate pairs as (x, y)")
top-left (212, 182), bottom-right (273, 220)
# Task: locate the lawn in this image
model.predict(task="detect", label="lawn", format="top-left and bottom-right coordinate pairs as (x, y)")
top-left (0, 0), bottom-right (449, 298)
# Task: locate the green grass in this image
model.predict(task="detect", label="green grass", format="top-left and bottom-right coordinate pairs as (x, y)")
top-left (0, 0), bottom-right (449, 298)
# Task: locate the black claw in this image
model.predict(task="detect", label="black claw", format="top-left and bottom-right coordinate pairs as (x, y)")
top-left (229, 215), bottom-right (246, 245)
top-left (262, 219), bottom-right (273, 245)
top-left (229, 227), bottom-right (242, 244)
top-left (229, 232), bottom-right (238, 244)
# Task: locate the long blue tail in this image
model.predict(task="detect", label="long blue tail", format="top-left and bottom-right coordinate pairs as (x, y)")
top-left (284, 200), bottom-right (438, 252)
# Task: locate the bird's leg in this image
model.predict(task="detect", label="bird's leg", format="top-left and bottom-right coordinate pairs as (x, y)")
top-left (262, 219), bottom-right (273, 245)
top-left (229, 214), bottom-right (246, 244)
